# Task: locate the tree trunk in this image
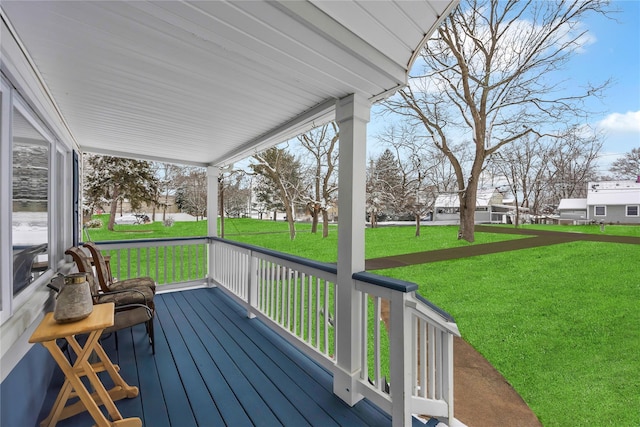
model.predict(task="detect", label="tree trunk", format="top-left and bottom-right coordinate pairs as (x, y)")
top-left (108, 197), bottom-right (119, 231)
top-left (285, 203), bottom-right (296, 240)
top-left (513, 193), bottom-right (521, 228)
top-left (415, 213), bottom-right (421, 237)
top-left (310, 203), bottom-right (319, 234)
top-left (322, 209), bottom-right (329, 238)
top-left (162, 190), bottom-right (169, 221)
top-left (458, 184), bottom-right (478, 243)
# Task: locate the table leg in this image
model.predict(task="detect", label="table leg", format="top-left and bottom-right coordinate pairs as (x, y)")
top-left (74, 332), bottom-right (123, 421)
top-left (40, 331), bottom-right (141, 427)
top-left (92, 337), bottom-right (139, 398)
top-left (67, 335), bottom-right (139, 400)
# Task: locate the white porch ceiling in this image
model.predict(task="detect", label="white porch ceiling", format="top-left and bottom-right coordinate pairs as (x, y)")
top-left (1, 1), bottom-right (456, 167)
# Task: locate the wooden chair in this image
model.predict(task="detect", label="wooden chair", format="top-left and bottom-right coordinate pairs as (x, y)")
top-left (83, 242), bottom-right (156, 295)
top-left (65, 247), bottom-right (155, 353)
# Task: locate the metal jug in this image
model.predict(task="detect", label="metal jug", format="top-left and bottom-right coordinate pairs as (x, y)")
top-left (53, 273), bottom-right (94, 323)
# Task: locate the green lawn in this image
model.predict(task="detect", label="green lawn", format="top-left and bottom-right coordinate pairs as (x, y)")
top-left (89, 216), bottom-right (640, 426)
top-left (377, 241), bottom-right (639, 426)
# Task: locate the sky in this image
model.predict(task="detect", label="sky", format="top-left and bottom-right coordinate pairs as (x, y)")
top-left (577, 0), bottom-right (640, 172)
top-left (368, 0), bottom-right (640, 176)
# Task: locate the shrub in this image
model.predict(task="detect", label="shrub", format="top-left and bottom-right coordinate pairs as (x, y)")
top-left (163, 216), bottom-right (175, 227)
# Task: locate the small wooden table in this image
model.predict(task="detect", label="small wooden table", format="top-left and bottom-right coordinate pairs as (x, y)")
top-left (29, 303), bottom-right (141, 427)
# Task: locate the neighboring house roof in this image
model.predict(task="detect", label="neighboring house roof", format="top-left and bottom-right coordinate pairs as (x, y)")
top-left (558, 198), bottom-right (587, 211)
top-left (435, 188), bottom-right (502, 208)
top-left (587, 181), bottom-right (640, 206)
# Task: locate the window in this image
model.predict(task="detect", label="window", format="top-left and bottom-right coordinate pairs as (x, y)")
top-left (594, 206), bottom-right (606, 216)
top-left (12, 104), bottom-right (51, 296)
top-left (1, 76), bottom-right (73, 324)
top-left (627, 205), bottom-right (639, 217)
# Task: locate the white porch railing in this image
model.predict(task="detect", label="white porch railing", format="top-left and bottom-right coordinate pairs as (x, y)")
top-left (91, 237), bottom-right (209, 291)
top-left (90, 237), bottom-right (462, 425)
top-left (210, 237), bottom-right (338, 367)
top-left (210, 237), bottom-right (463, 427)
top-left (353, 272), bottom-right (462, 426)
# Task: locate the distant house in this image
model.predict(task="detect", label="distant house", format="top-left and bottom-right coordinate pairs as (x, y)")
top-left (558, 179), bottom-right (640, 224)
top-left (557, 198), bottom-right (588, 222)
top-left (433, 188), bottom-right (525, 223)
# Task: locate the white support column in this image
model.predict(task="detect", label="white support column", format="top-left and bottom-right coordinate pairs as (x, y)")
top-left (333, 93), bottom-right (370, 405)
top-left (389, 291), bottom-right (412, 427)
top-left (207, 166), bottom-right (219, 287)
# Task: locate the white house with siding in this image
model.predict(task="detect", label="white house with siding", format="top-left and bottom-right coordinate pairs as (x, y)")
top-left (558, 180), bottom-right (640, 224)
top-left (433, 188), bottom-right (524, 223)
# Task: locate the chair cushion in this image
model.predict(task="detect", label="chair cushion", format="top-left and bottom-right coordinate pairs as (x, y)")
top-left (95, 286), bottom-right (155, 308)
top-left (111, 276), bottom-right (156, 294)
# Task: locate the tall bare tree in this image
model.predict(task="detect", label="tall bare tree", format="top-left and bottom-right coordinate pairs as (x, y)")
top-left (153, 162), bottom-right (182, 222)
top-left (174, 167), bottom-right (207, 220)
top-left (251, 147), bottom-right (304, 240)
top-left (297, 123), bottom-right (339, 238)
top-left (382, 0), bottom-right (611, 242)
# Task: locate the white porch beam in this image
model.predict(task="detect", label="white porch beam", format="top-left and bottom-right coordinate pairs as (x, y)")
top-left (333, 93), bottom-right (370, 405)
top-left (207, 166), bottom-right (219, 288)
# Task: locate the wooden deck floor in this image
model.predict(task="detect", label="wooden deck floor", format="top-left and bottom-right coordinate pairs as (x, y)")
top-left (38, 287), bottom-right (397, 427)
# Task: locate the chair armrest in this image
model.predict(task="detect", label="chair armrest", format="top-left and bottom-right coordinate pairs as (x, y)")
top-left (113, 303), bottom-right (153, 318)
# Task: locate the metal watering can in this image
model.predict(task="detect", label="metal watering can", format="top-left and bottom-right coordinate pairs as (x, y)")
top-left (49, 273), bottom-right (94, 323)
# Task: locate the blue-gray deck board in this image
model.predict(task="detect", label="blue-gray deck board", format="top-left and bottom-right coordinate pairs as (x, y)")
top-left (37, 287), bottom-right (396, 427)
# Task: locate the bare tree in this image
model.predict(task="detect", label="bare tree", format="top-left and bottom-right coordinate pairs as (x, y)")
top-left (223, 171), bottom-right (251, 219)
top-left (382, 0), bottom-right (611, 242)
top-left (490, 135), bottom-right (549, 225)
top-left (153, 162), bottom-right (182, 222)
top-left (609, 147), bottom-right (640, 179)
top-left (297, 123), bottom-right (339, 238)
top-left (376, 124), bottom-right (456, 236)
top-left (174, 167), bottom-right (207, 220)
top-left (544, 126), bottom-right (602, 205)
top-left (251, 147), bottom-right (305, 240)
top-left (217, 169), bottom-right (251, 236)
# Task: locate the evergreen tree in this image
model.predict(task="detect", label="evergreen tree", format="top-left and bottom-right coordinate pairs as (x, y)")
top-left (84, 154), bottom-right (159, 231)
top-left (368, 149), bottom-right (403, 222)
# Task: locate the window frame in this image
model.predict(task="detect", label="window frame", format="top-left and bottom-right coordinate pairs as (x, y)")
top-left (626, 205), bottom-right (639, 217)
top-left (1, 78), bottom-right (72, 323)
top-left (10, 93), bottom-right (57, 308)
top-left (594, 205), bottom-right (606, 217)
top-left (0, 76), bottom-right (11, 322)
